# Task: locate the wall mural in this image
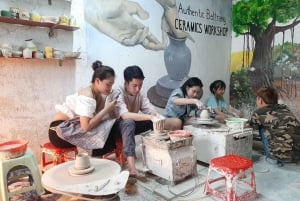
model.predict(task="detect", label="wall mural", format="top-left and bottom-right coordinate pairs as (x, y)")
top-left (85, 0), bottom-right (195, 107)
top-left (230, 0), bottom-right (300, 119)
top-left (85, 0), bottom-right (164, 51)
top-left (84, 0), bottom-right (232, 108)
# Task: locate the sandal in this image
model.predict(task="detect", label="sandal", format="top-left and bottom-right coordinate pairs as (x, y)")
top-left (127, 174), bottom-right (137, 184)
top-left (128, 172), bottom-right (147, 183)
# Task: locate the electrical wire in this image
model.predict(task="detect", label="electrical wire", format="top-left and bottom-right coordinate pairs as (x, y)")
top-left (167, 174), bottom-right (207, 200)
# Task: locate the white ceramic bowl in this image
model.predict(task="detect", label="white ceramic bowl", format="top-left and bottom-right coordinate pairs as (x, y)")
top-left (42, 16), bottom-right (58, 23)
top-left (12, 50), bottom-right (22, 57)
top-left (53, 49), bottom-right (64, 59)
top-left (63, 51), bottom-right (80, 58)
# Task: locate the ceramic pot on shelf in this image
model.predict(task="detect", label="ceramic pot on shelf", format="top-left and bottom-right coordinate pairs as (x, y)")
top-left (23, 48), bottom-right (32, 59)
top-left (25, 39), bottom-right (37, 52)
top-left (24, 39), bottom-right (37, 58)
top-left (1, 44), bottom-right (12, 58)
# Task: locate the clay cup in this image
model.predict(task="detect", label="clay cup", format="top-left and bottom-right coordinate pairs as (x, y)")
top-left (153, 119), bottom-right (165, 133)
top-left (74, 153), bottom-right (90, 170)
top-left (200, 109), bottom-right (210, 120)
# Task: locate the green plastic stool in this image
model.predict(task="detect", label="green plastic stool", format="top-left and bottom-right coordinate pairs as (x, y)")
top-left (0, 149), bottom-right (45, 201)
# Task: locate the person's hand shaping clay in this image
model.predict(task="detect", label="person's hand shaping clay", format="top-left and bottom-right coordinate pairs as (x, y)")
top-left (155, 0), bottom-right (195, 45)
top-left (84, 0), bottom-right (165, 50)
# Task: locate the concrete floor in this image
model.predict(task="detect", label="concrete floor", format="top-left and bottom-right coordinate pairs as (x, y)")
top-left (37, 140), bottom-right (300, 201)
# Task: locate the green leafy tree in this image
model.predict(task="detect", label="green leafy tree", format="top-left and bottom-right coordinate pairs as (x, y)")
top-left (233, 0), bottom-right (300, 90)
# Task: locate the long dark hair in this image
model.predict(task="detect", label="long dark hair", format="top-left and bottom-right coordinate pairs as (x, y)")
top-left (180, 77), bottom-right (203, 95)
top-left (91, 60), bottom-right (115, 82)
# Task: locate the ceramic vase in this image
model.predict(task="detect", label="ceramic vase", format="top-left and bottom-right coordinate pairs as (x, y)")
top-left (164, 33), bottom-right (191, 81)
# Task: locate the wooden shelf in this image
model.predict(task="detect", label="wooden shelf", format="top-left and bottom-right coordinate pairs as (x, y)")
top-left (0, 57), bottom-right (80, 60)
top-left (0, 57), bottom-right (79, 66)
top-left (0, 16), bottom-right (79, 31)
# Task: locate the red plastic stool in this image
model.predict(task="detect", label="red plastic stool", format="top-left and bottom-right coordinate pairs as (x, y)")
top-left (103, 139), bottom-right (126, 166)
top-left (41, 142), bottom-right (78, 172)
top-left (204, 154), bottom-right (257, 201)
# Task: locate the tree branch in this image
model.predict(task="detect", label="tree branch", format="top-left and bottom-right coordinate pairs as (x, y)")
top-left (265, 19), bottom-right (276, 38)
top-left (274, 19), bottom-right (300, 34)
top-left (266, 19), bottom-right (276, 32)
top-left (240, 32), bottom-right (251, 35)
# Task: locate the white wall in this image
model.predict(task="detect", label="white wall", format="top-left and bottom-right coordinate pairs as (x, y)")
top-left (0, 0), bottom-right (231, 158)
top-left (85, 0), bottom-right (232, 101)
top-left (0, 0), bottom-right (87, 158)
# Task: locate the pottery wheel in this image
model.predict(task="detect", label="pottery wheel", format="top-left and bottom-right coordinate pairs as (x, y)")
top-left (149, 131), bottom-right (170, 140)
top-left (149, 130), bottom-right (168, 136)
top-left (42, 159), bottom-right (121, 186)
top-left (193, 118), bottom-right (218, 125)
top-left (68, 165), bottom-right (95, 176)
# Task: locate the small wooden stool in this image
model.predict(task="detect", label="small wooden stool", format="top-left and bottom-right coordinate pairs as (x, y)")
top-left (41, 142), bottom-right (78, 172)
top-left (0, 149), bottom-right (45, 201)
top-left (204, 154), bottom-right (257, 201)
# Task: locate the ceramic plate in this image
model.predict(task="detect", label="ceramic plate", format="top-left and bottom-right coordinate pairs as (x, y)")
top-left (68, 165), bottom-right (95, 176)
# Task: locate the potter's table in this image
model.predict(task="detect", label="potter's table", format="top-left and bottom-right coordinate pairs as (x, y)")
top-left (184, 123), bottom-right (253, 164)
top-left (41, 158), bottom-right (129, 201)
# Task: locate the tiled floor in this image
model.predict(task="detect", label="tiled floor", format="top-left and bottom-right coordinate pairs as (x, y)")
top-left (37, 140), bottom-right (300, 201)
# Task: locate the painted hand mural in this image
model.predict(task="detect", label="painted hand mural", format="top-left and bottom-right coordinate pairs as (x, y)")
top-left (155, 0), bottom-right (194, 44)
top-left (84, 0), bottom-right (193, 51)
top-left (84, 0), bottom-right (165, 50)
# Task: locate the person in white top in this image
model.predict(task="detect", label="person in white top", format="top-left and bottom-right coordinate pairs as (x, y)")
top-left (48, 60), bottom-right (119, 150)
top-left (114, 65), bottom-right (178, 177)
